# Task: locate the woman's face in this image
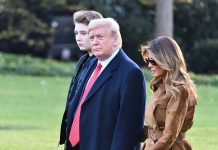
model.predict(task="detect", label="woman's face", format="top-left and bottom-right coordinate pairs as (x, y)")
top-left (147, 53), bottom-right (166, 78)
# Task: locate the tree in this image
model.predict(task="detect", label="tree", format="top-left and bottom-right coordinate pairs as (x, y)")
top-left (0, 0), bottom-right (50, 54)
top-left (155, 0), bottom-right (173, 37)
top-left (140, 0), bottom-right (192, 37)
top-left (0, 0), bottom-right (78, 56)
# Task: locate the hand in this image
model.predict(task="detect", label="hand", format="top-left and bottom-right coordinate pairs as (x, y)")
top-left (143, 138), bottom-right (155, 150)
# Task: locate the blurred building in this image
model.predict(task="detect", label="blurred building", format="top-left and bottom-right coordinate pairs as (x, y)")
top-left (48, 15), bottom-right (81, 61)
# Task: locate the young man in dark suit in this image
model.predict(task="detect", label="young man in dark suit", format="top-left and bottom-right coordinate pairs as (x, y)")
top-left (66, 18), bottom-right (146, 150)
top-left (59, 10), bottom-right (103, 148)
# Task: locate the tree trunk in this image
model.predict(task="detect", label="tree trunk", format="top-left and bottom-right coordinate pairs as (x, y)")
top-left (155, 0), bottom-right (173, 37)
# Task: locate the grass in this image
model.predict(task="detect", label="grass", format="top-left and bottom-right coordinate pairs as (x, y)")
top-left (0, 75), bottom-right (70, 150)
top-left (0, 52), bottom-right (75, 76)
top-left (0, 75), bottom-right (218, 150)
top-left (188, 85), bottom-right (218, 149)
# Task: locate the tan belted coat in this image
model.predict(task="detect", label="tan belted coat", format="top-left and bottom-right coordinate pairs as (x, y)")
top-left (141, 82), bottom-right (197, 150)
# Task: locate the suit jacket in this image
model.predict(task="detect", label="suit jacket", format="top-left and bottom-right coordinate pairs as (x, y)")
top-left (59, 53), bottom-right (95, 145)
top-left (66, 49), bottom-right (146, 150)
top-left (142, 81), bottom-right (197, 150)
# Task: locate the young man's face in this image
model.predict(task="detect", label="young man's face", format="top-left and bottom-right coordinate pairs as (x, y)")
top-left (74, 23), bottom-right (91, 52)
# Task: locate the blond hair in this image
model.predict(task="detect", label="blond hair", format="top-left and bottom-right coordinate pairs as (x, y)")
top-left (141, 36), bottom-right (197, 105)
top-left (73, 10), bottom-right (103, 25)
top-left (88, 18), bottom-right (122, 48)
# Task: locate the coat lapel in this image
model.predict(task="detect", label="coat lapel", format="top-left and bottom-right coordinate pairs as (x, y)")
top-left (68, 58), bottom-right (97, 113)
top-left (83, 49), bottom-right (124, 104)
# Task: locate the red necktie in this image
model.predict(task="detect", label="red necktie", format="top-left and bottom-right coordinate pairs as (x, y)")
top-left (69, 63), bottom-right (102, 147)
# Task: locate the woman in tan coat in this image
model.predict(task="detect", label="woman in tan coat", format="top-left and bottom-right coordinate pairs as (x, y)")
top-left (140, 36), bottom-right (197, 150)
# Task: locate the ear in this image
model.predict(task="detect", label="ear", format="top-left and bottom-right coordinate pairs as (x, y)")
top-left (113, 36), bottom-right (119, 47)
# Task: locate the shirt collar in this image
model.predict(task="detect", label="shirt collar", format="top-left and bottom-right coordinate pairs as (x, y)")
top-left (98, 48), bottom-right (120, 71)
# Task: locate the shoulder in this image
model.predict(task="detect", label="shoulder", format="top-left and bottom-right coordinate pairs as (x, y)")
top-left (176, 83), bottom-right (197, 106)
top-left (74, 54), bottom-right (87, 68)
top-left (176, 84), bottom-right (187, 92)
top-left (111, 49), bottom-right (142, 75)
top-left (78, 53), bottom-right (88, 62)
top-left (119, 60), bottom-right (143, 78)
top-left (119, 49), bottom-right (141, 70)
top-left (166, 84), bottom-right (189, 109)
top-left (174, 84), bottom-right (189, 100)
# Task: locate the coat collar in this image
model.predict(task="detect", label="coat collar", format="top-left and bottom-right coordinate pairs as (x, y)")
top-left (83, 49), bottom-right (125, 104)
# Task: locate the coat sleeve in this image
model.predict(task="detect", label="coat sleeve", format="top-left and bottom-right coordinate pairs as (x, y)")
top-left (147, 86), bottom-right (189, 150)
top-left (110, 68), bottom-right (146, 150)
top-left (59, 54), bottom-right (88, 145)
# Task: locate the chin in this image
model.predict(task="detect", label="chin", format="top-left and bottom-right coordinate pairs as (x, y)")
top-left (93, 52), bottom-right (100, 56)
top-left (80, 48), bottom-right (88, 51)
top-left (94, 54), bottom-right (103, 60)
top-left (152, 74), bottom-right (158, 78)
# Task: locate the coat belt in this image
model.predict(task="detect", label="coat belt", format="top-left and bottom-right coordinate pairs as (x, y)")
top-left (147, 126), bottom-right (186, 142)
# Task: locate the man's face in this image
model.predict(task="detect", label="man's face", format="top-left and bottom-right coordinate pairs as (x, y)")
top-left (74, 23), bottom-right (91, 51)
top-left (89, 26), bottom-right (117, 61)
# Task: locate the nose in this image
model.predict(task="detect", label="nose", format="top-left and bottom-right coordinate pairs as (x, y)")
top-left (148, 62), bottom-right (152, 69)
top-left (91, 36), bottom-right (99, 45)
top-left (76, 34), bottom-right (82, 41)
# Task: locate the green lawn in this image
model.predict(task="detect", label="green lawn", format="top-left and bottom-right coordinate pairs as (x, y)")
top-left (0, 75), bottom-right (218, 150)
top-left (0, 75), bottom-right (69, 150)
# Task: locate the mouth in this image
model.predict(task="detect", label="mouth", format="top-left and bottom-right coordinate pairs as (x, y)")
top-left (93, 48), bottom-right (101, 51)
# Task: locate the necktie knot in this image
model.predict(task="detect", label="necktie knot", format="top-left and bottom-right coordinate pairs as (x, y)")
top-left (96, 63), bottom-right (102, 70)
